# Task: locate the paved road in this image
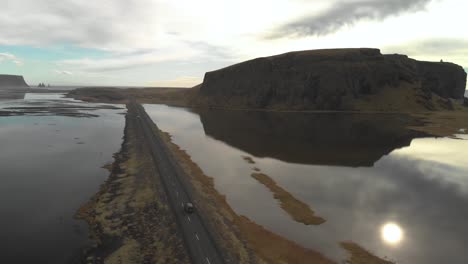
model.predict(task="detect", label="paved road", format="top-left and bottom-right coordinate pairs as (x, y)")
top-left (130, 102), bottom-right (224, 264)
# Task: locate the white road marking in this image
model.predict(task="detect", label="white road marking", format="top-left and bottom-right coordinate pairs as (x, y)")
top-left (187, 216), bottom-right (191, 222)
top-left (206, 257), bottom-right (211, 264)
top-left (195, 234), bottom-right (200, 240)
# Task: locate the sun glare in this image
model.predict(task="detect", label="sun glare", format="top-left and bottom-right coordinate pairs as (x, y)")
top-left (381, 222), bottom-right (403, 245)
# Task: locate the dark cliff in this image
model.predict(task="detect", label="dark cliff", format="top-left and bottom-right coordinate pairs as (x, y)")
top-left (0, 74), bottom-right (29, 88)
top-left (194, 49), bottom-right (467, 111)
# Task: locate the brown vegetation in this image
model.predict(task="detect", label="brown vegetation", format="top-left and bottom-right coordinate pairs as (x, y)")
top-left (76, 109), bottom-right (189, 263)
top-left (160, 131), bottom-right (392, 263)
top-left (341, 242), bottom-right (394, 264)
top-left (251, 172), bottom-right (325, 225)
top-left (67, 87), bottom-right (193, 106)
top-left (409, 110), bottom-right (468, 136)
top-left (160, 131), bottom-right (334, 264)
top-left (242, 155), bottom-right (256, 164)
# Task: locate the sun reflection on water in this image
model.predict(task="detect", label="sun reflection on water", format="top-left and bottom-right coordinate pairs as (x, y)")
top-left (381, 222), bottom-right (404, 245)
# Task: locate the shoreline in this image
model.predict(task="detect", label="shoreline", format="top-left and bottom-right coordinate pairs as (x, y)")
top-left (67, 87), bottom-right (468, 137)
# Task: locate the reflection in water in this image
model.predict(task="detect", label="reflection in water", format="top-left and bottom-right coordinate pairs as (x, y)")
top-left (0, 89), bottom-right (26, 100)
top-left (145, 104), bottom-right (468, 264)
top-left (197, 109), bottom-right (427, 166)
top-left (381, 222), bottom-right (403, 245)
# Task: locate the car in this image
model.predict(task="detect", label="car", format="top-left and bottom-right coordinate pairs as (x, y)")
top-left (184, 202), bottom-right (195, 214)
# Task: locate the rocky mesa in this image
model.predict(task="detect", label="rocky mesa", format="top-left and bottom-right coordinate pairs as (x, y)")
top-left (0, 74), bottom-right (29, 89)
top-left (193, 48), bottom-right (467, 111)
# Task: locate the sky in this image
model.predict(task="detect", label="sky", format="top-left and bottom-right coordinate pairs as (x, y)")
top-left (0, 0), bottom-right (467, 87)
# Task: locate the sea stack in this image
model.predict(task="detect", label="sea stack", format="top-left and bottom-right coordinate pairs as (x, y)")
top-left (194, 48), bottom-right (467, 111)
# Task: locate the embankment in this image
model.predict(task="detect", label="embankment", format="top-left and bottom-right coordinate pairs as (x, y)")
top-left (75, 106), bottom-right (189, 264)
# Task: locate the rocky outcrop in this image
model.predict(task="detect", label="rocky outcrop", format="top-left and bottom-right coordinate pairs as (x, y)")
top-left (194, 49), bottom-right (467, 110)
top-left (0, 75), bottom-right (29, 99)
top-left (0, 74), bottom-right (29, 88)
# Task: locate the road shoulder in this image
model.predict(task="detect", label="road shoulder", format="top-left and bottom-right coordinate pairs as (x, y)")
top-left (75, 105), bottom-right (189, 264)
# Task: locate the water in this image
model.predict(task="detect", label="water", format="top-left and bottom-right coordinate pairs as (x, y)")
top-left (0, 94), bottom-right (125, 263)
top-left (144, 104), bottom-right (468, 264)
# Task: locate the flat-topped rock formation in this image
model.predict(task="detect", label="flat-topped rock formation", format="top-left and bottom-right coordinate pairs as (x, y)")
top-left (0, 74), bottom-right (29, 99)
top-left (0, 74), bottom-right (29, 88)
top-left (193, 48), bottom-right (467, 111)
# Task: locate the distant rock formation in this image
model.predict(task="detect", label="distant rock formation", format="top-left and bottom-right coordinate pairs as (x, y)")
top-left (0, 74), bottom-right (29, 89)
top-left (193, 49), bottom-right (467, 111)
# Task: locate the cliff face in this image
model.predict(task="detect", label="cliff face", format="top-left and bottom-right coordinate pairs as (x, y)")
top-left (195, 49), bottom-right (467, 110)
top-left (0, 74), bottom-right (29, 89)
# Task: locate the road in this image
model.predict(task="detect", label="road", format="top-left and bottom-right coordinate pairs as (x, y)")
top-left (129, 102), bottom-right (224, 264)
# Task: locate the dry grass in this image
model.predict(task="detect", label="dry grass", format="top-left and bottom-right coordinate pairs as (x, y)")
top-left (251, 172), bottom-right (325, 225)
top-left (242, 155), bottom-right (256, 164)
top-left (75, 108), bottom-right (189, 264)
top-left (409, 110), bottom-right (468, 136)
top-left (159, 130), bottom-right (400, 264)
top-left (159, 130), bottom-right (397, 264)
top-left (341, 242), bottom-right (395, 264)
top-left (67, 87), bottom-right (191, 106)
top-left (160, 131), bottom-right (335, 264)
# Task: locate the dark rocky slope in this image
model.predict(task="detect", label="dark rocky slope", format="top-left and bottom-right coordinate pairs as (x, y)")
top-left (193, 49), bottom-right (467, 111)
top-left (0, 74), bottom-right (29, 88)
top-left (0, 75), bottom-right (29, 99)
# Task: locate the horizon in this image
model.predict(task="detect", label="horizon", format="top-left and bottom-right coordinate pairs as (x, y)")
top-left (0, 0), bottom-right (467, 88)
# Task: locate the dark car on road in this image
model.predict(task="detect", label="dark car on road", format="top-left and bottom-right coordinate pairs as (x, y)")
top-left (184, 202), bottom-right (195, 214)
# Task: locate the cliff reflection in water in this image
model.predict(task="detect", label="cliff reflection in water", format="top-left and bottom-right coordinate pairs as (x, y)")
top-left (197, 109), bottom-right (428, 167)
top-left (144, 104), bottom-right (468, 264)
top-left (0, 89), bottom-right (26, 100)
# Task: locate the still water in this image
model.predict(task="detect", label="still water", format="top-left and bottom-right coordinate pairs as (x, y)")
top-left (145, 104), bottom-right (468, 264)
top-left (0, 94), bottom-right (125, 263)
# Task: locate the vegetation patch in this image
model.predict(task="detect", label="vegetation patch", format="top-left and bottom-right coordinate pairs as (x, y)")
top-left (75, 107), bottom-right (189, 264)
top-left (251, 172), bottom-right (325, 225)
top-left (341, 242), bottom-right (395, 264)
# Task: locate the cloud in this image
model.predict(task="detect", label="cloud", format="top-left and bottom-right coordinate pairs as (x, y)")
top-left (382, 38), bottom-right (468, 69)
top-left (54, 70), bottom-right (73, 75)
top-left (266, 0), bottom-right (432, 39)
top-left (55, 40), bottom-right (234, 74)
top-left (58, 49), bottom-right (199, 72)
top-left (0, 0), bottom-right (170, 51)
top-left (383, 38), bottom-right (468, 57)
top-left (0, 52), bottom-right (23, 66)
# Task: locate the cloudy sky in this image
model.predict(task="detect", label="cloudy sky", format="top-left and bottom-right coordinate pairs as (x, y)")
top-left (0, 0), bottom-right (467, 87)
